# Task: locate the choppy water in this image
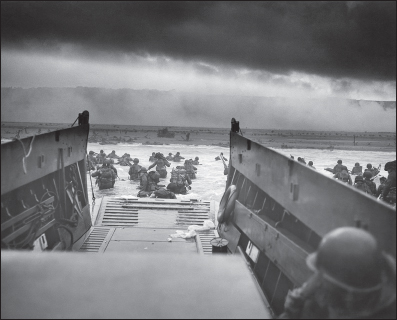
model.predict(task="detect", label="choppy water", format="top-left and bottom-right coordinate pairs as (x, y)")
top-left (86, 143), bottom-right (395, 204)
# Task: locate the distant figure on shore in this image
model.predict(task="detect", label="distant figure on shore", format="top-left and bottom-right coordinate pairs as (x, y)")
top-left (149, 152), bottom-right (156, 162)
top-left (173, 152), bottom-right (185, 162)
top-left (333, 169), bottom-right (352, 185)
top-left (363, 171), bottom-right (377, 196)
top-left (308, 161), bottom-right (316, 169)
top-left (351, 162), bottom-right (363, 175)
top-left (128, 158), bottom-right (141, 181)
top-left (186, 132), bottom-right (190, 141)
top-left (166, 153), bottom-right (174, 161)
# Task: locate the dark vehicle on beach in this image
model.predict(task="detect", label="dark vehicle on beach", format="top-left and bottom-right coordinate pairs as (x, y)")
top-left (1, 111), bottom-right (395, 318)
top-left (157, 127), bottom-right (175, 138)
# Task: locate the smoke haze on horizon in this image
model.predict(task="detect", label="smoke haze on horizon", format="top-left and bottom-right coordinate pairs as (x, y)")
top-left (1, 87), bottom-right (395, 132)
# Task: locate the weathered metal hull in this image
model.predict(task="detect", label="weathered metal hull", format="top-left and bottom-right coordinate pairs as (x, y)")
top-left (219, 131), bottom-right (396, 315)
top-left (1, 124), bottom-right (92, 251)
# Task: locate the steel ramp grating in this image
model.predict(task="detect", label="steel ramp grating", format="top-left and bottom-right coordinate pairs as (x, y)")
top-left (197, 229), bottom-right (219, 255)
top-left (95, 197), bottom-right (212, 228)
top-left (79, 227), bottom-right (112, 252)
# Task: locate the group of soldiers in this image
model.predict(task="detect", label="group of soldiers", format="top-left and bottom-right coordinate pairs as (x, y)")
top-left (328, 159), bottom-right (396, 205)
top-left (86, 149), bottom-right (201, 199)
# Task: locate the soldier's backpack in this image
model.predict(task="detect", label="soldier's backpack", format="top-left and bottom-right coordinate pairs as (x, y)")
top-left (154, 188), bottom-right (176, 199)
top-left (170, 169), bottom-right (186, 187)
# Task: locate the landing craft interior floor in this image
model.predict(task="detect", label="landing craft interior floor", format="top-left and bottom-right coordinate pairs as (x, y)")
top-left (74, 197), bottom-right (219, 254)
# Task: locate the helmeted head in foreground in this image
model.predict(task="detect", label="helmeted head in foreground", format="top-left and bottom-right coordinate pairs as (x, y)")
top-left (337, 160), bottom-right (342, 164)
top-left (384, 160), bottom-right (396, 172)
top-left (367, 163), bottom-right (372, 169)
top-left (306, 227), bottom-right (383, 292)
top-left (133, 158), bottom-right (139, 163)
top-left (308, 161), bottom-right (313, 166)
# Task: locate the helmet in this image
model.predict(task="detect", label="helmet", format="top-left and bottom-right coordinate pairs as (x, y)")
top-left (133, 158), bottom-right (139, 163)
top-left (363, 171), bottom-right (373, 179)
top-left (367, 163), bottom-right (372, 169)
top-left (89, 151), bottom-right (94, 154)
top-left (103, 159), bottom-right (111, 165)
top-left (355, 175), bottom-right (364, 182)
top-left (139, 167), bottom-right (147, 173)
top-left (308, 161), bottom-right (313, 165)
top-left (306, 227), bottom-right (382, 291)
top-left (169, 153), bottom-right (173, 155)
top-left (176, 152), bottom-right (180, 155)
top-left (195, 157), bottom-right (199, 160)
top-left (112, 150), bottom-right (115, 153)
top-left (355, 162), bottom-right (360, 166)
top-left (337, 160), bottom-right (342, 164)
top-left (384, 160), bottom-right (396, 171)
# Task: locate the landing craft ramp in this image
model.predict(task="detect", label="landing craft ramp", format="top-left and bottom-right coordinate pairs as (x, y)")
top-left (75, 197), bottom-right (220, 255)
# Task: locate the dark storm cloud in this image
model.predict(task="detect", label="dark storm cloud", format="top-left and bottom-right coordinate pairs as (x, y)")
top-left (1, 1), bottom-right (396, 81)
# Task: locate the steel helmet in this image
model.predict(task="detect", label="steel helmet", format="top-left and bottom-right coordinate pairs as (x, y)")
top-left (306, 227), bottom-right (383, 291)
top-left (355, 175), bottom-right (364, 182)
top-left (384, 160), bottom-right (396, 171)
top-left (367, 163), bottom-right (372, 169)
top-left (89, 151), bottom-right (94, 154)
top-left (195, 157), bottom-right (199, 160)
top-left (337, 160), bottom-right (342, 164)
top-left (139, 167), bottom-right (147, 173)
top-left (308, 161), bottom-right (313, 165)
top-left (363, 171), bottom-right (373, 179)
top-left (355, 162), bottom-right (360, 166)
top-left (133, 158), bottom-right (139, 163)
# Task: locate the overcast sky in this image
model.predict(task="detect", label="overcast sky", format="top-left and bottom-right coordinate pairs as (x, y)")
top-left (2, 1), bottom-right (395, 98)
top-left (1, 1), bottom-right (396, 129)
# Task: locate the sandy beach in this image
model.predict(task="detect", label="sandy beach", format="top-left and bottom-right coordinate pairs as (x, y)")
top-left (1, 122), bottom-right (396, 152)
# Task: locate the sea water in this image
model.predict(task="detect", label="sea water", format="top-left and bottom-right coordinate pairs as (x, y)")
top-left (87, 142), bottom-right (395, 204)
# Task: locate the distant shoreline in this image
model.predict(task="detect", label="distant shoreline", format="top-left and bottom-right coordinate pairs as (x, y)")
top-left (1, 122), bottom-right (395, 152)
